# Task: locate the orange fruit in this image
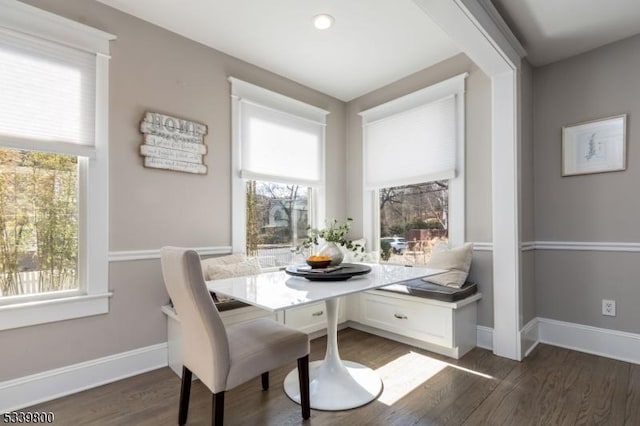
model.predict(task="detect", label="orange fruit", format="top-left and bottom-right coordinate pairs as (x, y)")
top-left (307, 254), bottom-right (330, 261)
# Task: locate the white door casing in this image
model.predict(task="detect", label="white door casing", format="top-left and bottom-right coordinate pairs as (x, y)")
top-left (413, 0), bottom-right (525, 360)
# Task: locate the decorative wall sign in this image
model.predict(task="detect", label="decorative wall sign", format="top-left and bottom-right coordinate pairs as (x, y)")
top-left (139, 112), bottom-right (208, 174)
top-left (562, 114), bottom-right (626, 176)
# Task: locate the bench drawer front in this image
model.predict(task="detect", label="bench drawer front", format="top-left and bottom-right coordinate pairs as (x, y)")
top-left (285, 299), bottom-right (346, 334)
top-left (361, 293), bottom-right (452, 347)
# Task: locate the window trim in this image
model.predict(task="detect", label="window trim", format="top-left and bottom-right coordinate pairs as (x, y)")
top-left (360, 73), bottom-right (467, 252)
top-left (229, 77), bottom-right (328, 253)
top-left (0, 1), bottom-right (115, 330)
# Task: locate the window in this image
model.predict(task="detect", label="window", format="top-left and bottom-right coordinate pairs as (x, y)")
top-left (0, 1), bottom-right (114, 330)
top-left (360, 74), bottom-right (467, 264)
top-left (229, 78), bottom-right (328, 267)
top-left (378, 181), bottom-right (448, 265)
top-left (0, 149), bottom-right (79, 296)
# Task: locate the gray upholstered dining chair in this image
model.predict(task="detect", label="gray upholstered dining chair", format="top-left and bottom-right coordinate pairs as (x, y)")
top-left (160, 247), bottom-right (310, 425)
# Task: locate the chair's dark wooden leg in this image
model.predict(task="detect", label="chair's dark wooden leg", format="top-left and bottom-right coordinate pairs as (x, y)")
top-left (212, 391), bottom-right (225, 426)
top-left (297, 355), bottom-right (310, 420)
top-left (179, 366), bottom-right (192, 426)
top-left (261, 372), bottom-right (269, 391)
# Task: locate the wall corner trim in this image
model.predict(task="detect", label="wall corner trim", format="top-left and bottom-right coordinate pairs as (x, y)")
top-left (0, 342), bottom-right (168, 412)
top-left (520, 241), bottom-right (640, 252)
top-left (534, 241), bottom-right (640, 252)
top-left (108, 246), bottom-right (233, 262)
top-left (472, 242), bottom-right (493, 252)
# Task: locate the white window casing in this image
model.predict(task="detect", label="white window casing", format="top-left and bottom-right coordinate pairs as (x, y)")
top-left (0, 0), bottom-right (115, 330)
top-left (229, 77), bottom-right (328, 252)
top-left (360, 73), bottom-right (467, 250)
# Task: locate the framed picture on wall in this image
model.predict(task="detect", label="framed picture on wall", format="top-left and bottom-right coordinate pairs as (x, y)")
top-left (562, 114), bottom-right (627, 176)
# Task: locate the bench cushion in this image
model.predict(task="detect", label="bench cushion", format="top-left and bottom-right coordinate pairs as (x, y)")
top-left (379, 278), bottom-right (477, 302)
top-left (212, 296), bottom-right (250, 312)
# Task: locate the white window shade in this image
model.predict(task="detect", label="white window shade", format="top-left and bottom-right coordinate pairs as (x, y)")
top-left (0, 29), bottom-right (96, 157)
top-left (239, 100), bottom-right (324, 186)
top-left (364, 95), bottom-right (457, 189)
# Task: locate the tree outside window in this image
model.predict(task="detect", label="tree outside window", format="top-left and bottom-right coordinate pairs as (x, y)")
top-left (0, 148), bottom-right (78, 297)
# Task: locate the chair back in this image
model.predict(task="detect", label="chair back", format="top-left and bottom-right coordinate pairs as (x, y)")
top-left (160, 247), bottom-right (230, 393)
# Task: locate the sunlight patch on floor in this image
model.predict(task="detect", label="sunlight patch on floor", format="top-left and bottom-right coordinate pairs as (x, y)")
top-left (445, 363), bottom-right (493, 379)
top-left (375, 351), bottom-right (493, 405)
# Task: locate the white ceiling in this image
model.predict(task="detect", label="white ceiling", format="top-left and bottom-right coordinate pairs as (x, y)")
top-left (96, 0), bottom-right (640, 98)
top-left (492, 0), bottom-right (640, 66)
top-left (96, 0), bottom-right (460, 102)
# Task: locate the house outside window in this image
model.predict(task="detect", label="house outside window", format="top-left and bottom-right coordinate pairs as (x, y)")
top-left (0, 1), bottom-right (114, 330)
top-left (360, 74), bottom-right (467, 264)
top-left (246, 180), bottom-right (310, 267)
top-left (229, 78), bottom-right (328, 267)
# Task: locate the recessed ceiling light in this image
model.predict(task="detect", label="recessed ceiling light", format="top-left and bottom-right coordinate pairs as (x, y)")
top-left (313, 14), bottom-right (334, 30)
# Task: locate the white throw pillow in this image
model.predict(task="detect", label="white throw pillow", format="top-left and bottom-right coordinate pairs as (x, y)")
top-left (200, 253), bottom-right (247, 268)
top-left (201, 254), bottom-right (261, 303)
top-left (423, 243), bottom-right (474, 288)
top-left (203, 257), bottom-right (261, 281)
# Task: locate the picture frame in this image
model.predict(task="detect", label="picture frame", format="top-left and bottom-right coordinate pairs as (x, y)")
top-left (562, 114), bottom-right (627, 176)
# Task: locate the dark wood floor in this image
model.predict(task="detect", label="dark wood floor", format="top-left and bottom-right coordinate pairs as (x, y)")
top-left (28, 328), bottom-right (639, 425)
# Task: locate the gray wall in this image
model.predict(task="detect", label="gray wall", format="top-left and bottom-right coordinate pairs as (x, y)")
top-left (533, 34), bottom-right (640, 334)
top-left (345, 54), bottom-right (495, 327)
top-left (1, 0), bottom-right (347, 381)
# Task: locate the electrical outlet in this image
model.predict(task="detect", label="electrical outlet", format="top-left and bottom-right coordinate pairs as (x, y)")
top-left (602, 299), bottom-right (616, 316)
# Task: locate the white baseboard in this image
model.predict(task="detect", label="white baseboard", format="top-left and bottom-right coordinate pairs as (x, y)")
top-left (521, 318), bottom-right (539, 357)
top-left (469, 319), bottom-right (640, 365)
top-left (476, 325), bottom-right (493, 350)
top-left (476, 321), bottom-right (538, 357)
top-left (0, 343), bottom-right (168, 412)
top-left (479, 318), bottom-right (640, 364)
top-left (538, 317), bottom-right (640, 365)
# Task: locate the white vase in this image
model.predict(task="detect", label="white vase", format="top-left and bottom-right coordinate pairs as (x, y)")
top-left (319, 242), bottom-right (344, 266)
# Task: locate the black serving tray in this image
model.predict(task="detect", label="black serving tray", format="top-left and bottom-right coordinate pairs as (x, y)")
top-left (285, 263), bottom-right (372, 281)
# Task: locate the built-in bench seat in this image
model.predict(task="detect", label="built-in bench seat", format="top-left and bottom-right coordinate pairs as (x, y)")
top-left (349, 277), bottom-right (481, 359)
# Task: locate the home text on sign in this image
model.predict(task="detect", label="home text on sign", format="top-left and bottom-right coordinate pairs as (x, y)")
top-left (139, 112), bottom-right (208, 174)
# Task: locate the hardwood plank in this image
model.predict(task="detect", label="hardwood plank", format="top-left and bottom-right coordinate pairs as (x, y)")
top-left (415, 348), bottom-right (518, 425)
top-left (462, 343), bottom-right (571, 426)
top-left (571, 352), bottom-right (629, 425)
top-left (626, 363), bottom-right (640, 426)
